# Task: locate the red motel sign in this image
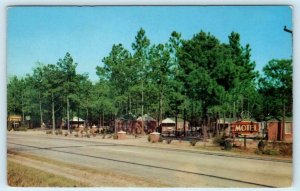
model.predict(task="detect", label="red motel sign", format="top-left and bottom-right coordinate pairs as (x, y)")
top-left (231, 121), bottom-right (259, 135)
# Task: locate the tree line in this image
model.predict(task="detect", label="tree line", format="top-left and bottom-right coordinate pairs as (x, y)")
top-left (7, 28), bottom-right (292, 133)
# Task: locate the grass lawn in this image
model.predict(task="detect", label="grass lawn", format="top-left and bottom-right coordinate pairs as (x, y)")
top-left (7, 160), bottom-right (88, 187)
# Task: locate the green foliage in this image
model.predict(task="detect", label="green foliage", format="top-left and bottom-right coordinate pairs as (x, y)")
top-left (224, 140), bottom-right (232, 151)
top-left (259, 59), bottom-right (292, 119)
top-left (7, 28), bottom-right (291, 134)
top-left (263, 149), bottom-right (278, 156)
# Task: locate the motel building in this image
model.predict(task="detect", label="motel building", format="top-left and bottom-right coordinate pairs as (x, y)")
top-left (229, 118), bottom-right (293, 143)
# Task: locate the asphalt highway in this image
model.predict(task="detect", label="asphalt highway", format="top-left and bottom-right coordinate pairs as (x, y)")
top-left (7, 133), bottom-right (292, 187)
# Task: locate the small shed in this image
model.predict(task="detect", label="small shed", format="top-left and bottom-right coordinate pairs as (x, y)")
top-left (169, 118), bottom-right (190, 132)
top-left (160, 118), bottom-right (176, 136)
top-left (70, 117), bottom-right (85, 128)
top-left (7, 115), bottom-right (22, 129)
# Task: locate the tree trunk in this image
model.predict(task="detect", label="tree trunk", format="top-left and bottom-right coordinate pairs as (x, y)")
top-left (160, 91), bottom-right (163, 126)
top-left (86, 108), bottom-right (89, 126)
top-left (175, 114), bottom-right (178, 137)
top-left (21, 93), bottom-right (25, 124)
top-left (39, 92), bottom-right (43, 128)
top-left (51, 92), bottom-right (55, 134)
top-left (141, 79), bottom-right (144, 134)
top-left (282, 99), bottom-right (286, 141)
top-left (67, 96), bottom-right (70, 132)
top-left (102, 110), bottom-right (105, 127)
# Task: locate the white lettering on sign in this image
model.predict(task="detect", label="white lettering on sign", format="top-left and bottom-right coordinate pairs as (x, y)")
top-left (235, 124), bottom-right (258, 132)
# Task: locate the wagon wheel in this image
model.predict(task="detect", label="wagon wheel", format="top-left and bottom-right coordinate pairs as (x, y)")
top-left (240, 111), bottom-right (251, 120)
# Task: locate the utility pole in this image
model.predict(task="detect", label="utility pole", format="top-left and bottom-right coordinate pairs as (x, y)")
top-left (282, 25), bottom-right (293, 141)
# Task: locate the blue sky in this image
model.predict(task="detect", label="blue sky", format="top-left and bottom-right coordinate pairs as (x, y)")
top-left (7, 6), bottom-right (293, 82)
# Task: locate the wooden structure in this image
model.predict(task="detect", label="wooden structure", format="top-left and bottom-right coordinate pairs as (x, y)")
top-left (7, 115), bottom-right (22, 129)
top-left (267, 118), bottom-right (293, 142)
top-left (160, 118), bottom-right (190, 136)
top-left (70, 117), bottom-right (85, 128)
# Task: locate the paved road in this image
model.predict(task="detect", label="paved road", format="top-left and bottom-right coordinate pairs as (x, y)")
top-left (7, 133), bottom-right (292, 187)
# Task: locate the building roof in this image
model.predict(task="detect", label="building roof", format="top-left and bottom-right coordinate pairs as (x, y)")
top-left (137, 114), bottom-right (156, 121)
top-left (70, 117), bottom-right (84, 122)
top-left (161, 118), bottom-right (176, 124)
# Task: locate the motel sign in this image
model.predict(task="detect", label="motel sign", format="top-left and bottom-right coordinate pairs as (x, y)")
top-left (231, 121), bottom-right (259, 135)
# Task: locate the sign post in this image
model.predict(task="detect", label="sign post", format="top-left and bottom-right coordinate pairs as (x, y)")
top-left (231, 121), bottom-right (259, 149)
top-left (244, 135), bottom-right (247, 149)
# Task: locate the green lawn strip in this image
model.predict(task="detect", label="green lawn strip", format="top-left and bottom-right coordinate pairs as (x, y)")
top-left (7, 160), bottom-right (88, 187)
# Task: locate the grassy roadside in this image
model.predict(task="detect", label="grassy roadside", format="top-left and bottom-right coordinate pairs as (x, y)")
top-left (7, 150), bottom-right (168, 187)
top-left (7, 160), bottom-right (88, 187)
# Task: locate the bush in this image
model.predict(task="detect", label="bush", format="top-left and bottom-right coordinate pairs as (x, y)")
top-left (54, 130), bottom-right (63, 135)
top-left (224, 140), bottom-right (232, 150)
top-left (258, 140), bottom-right (266, 151)
top-left (190, 139), bottom-right (197, 146)
top-left (213, 135), bottom-right (225, 146)
top-left (158, 136), bottom-right (163, 142)
top-left (263, 149), bottom-right (278, 155)
top-left (147, 135), bottom-right (151, 142)
top-left (7, 125), bottom-right (13, 131)
top-left (15, 126), bottom-right (28, 131)
top-left (46, 130), bottom-right (52, 134)
top-left (113, 134), bottom-right (118, 139)
top-left (279, 144), bottom-right (292, 156)
top-left (166, 139), bottom-right (172, 144)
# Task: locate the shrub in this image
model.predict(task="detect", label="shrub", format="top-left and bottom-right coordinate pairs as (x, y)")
top-left (113, 134), bottom-right (118, 139)
top-left (46, 130), bottom-right (52, 134)
top-left (190, 139), bottom-right (197, 146)
top-left (7, 125), bottom-right (13, 131)
top-left (263, 149), bottom-right (278, 155)
top-left (166, 139), bottom-right (172, 144)
top-left (279, 144), bottom-right (292, 156)
top-left (158, 136), bottom-right (163, 142)
top-left (102, 134), bottom-right (106, 139)
top-left (16, 126), bottom-right (28, 131)
top-left (254, 149), bottom-right (263, 155)
top-left (147, 135), bottom-right (151, 142)
top-left (213, 135), bottom-right (225, 146)
top-left (224, 140), bottom-right (232, 151)
top-left (258, 140), bottom-right (266, 151)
